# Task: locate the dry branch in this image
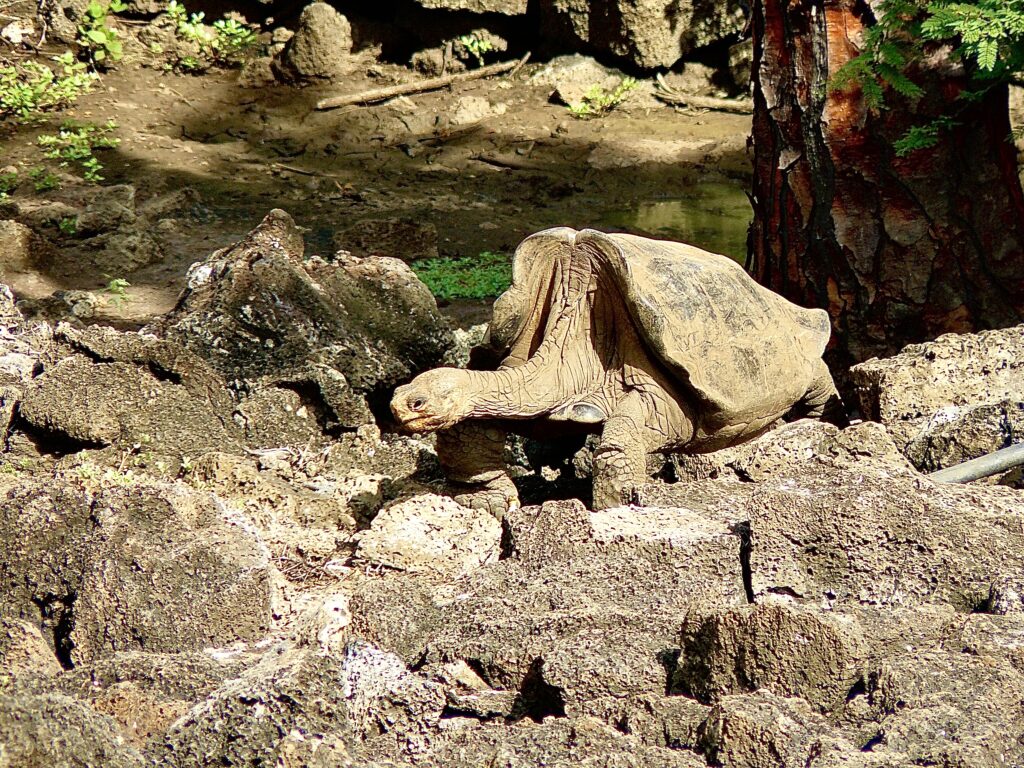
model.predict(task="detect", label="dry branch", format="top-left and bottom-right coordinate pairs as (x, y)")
top-left (315, 53), bottom-right (531, 111)
top-left (654, 74), bottom-right (753, 114)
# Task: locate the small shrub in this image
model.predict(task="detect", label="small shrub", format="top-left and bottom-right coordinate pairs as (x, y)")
top-left (165, 1), bottom-right (255, 70)
top-left (37, 120), bottom-right (120, 183)
top-left (0, 53), bottom-right (97, 121)
top-left (58, 216), bottom-right (78, 236)
top-left (411, 251), bottom-right (512, 301)
top-left (104, 276), bottom-right (131, 306)
top-left (0, 171), bottom-right (19, 199)
top-left (30, 167), bottom-right (61, 192)
top-left (457, 33), bottom-right (494, 67)
top-left (567, 77), bottom-right (639, 119)
top-left (77, 0), bottom-right (124, 67)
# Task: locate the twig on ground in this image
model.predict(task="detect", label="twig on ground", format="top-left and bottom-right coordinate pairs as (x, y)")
top-left (654, 73), bottom-right (753, 114)
top-left (315, 52), bottom-right (531, 111)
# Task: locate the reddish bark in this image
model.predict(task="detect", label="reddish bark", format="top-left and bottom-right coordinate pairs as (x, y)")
top-left (748, 0), bottom-right (1024, 368)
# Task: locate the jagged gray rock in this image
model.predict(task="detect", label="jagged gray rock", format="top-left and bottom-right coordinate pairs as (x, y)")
top-left (150, 209), bottom-right (453, 429)
top-left (160, 643), bottom-right (445, 767)
top-left (0, 477), bottom-right (275, 666)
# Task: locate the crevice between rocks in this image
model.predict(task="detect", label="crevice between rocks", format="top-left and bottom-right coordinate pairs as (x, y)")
top-left (732, 520), bottom-right (755, 604)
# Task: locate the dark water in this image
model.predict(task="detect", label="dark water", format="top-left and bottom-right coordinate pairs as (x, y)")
top-left (601, 181), bottom-right (752, 264)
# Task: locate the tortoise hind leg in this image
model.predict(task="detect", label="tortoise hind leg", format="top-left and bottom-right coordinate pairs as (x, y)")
top-left (791, 360), bottom-right (849, 427)
top-left (436, 421), bottom-right (519, 520)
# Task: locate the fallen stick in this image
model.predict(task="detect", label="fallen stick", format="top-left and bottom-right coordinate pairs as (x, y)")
top-left (655, 91), bottom-right (754, 114)
top-left (316, 53), bottom-right (531, 111)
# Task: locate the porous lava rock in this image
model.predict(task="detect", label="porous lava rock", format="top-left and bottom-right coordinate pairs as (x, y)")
top-left (0, 691), bottom-right (146, 767)
top-left (0, 477), bottom-right (275, 666)
top-left (160, 643), bottom-right (445, 767)
top-left (355, 493), bottom-right (501, 577)
top-left (852, 324), bottom-right (1024, 448)
top-left (150, 209), bottom-right (453, 428)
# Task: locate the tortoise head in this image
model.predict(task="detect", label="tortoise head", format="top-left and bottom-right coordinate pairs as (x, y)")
top-left (391, 368), bottom-right (474, 433)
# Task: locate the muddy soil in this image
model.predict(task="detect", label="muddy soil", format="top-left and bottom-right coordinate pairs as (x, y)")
top-left (0, 23), bottom-right (752, 328)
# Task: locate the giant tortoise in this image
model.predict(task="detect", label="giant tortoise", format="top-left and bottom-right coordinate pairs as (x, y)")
top-left (391, 227), bottom-right (843, 512)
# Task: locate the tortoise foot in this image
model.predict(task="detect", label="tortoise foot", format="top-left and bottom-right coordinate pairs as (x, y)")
top-left (450, 475), bottom-right (520, 521)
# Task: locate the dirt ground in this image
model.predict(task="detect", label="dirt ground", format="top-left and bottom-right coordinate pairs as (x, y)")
top-left (1, 11), bottom-right (753, 329)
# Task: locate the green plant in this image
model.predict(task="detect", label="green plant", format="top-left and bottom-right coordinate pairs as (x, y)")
top-left (0, 53), bottom-right (97, 121)
top-left (58, 216), bottom-right (78, 235)
top-left (457, 33), bottom-right (494, 66)
top-left (411, 251), bottom-right (512, 301)
top-left (0, 171), bottom-right (19, 200)
top-left (831, 0), bottom-right (1024, 154)
top-left (37, 120), bottom-right (119, 182)
top-left (29, 167), bottom-right (61, 192)
top-left (103, 276), bottom-right (131, 306)
top-left (165, 1), bottom-right (255, 69)
top-left (567, 77), bottom-right (639, 118)
top-left (212, 18), bottom-right (256, 58)
top-left (77, 0), bottom-right (124, 67)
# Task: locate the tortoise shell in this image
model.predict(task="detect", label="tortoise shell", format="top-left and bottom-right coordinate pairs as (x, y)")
top-left (484, 227), bottom-right (831, 427)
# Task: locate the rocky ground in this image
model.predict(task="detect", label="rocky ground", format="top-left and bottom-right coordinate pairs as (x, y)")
top-left (2, 1), bottom-right (1024, 766)
top-left (1, 208), bottom-right (1024, 767)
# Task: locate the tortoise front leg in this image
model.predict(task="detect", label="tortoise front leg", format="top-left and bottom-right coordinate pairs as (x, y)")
top-left (591, 393), bottom-right (649, 510)
top-left (436, 421), bottom-right (519, 519)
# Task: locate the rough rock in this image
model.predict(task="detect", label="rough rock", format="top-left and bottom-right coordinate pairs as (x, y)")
top-left (346, 573), bottom-right (445, 663)
top-left (0, 616), bottom-right (62, 678)
top-left (150, 210), bottom-right (453, 423)
top-left (74, 184), bottom-right (136, 235)
top-left (666, 419), bottom-right (910, 483)
top-left (275, 3), bottom-right (355, 82)
top-left (355, 493), bottom-right (501, 578)
top-left (70, 483), bottom-right (275, 664)
top-left (450, 95), bottom-right (508, 126)
top-left (418, 0), bottom-right (528, 12)
top-left (904, 399), bottom-right (1024, 477)
top-left (35, 0), bottom-right (89, 44)
top-left (675, 601), bottom-right (866, 711)
top-left (423, 716), bottom-right (707, 767)
top-left (0, 219), bottom-right (53, 275)
top-left (0, 692), bottom-right (146, 767)
top-left (577, 694), bottom-right (709, 750)
top-left (334, 217), bottom-right (439, 262)
top-left (18, 354), bottom-right (243, 464)
top-left (538, 0), bottom-right (747, 69)
top-left (0, 284), bottom-right (19, 326)
top-left (531, 54), bottom-right (630, 107)
top-left (405, 499), bottom-right (748, 712)
top-left (744, 462), bottom-right (1024, 610)
top-left (161, 643), bottom-right (445, 766)
top-left (861, 650), bottom-right (1024, 765)
top-left (0, 478), bottom-right (275, 666)
top-left (851, 324), bottom-right (1024, 447)
top-left (699, 690), bottom-right (849, 768)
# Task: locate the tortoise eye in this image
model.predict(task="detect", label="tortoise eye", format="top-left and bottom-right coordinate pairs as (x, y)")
top-left (410, 398), bottom-right (425, 411)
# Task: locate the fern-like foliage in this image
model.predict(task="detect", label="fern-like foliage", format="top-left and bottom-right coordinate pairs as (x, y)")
top-left (831, 0), bottom-right (1024, 151)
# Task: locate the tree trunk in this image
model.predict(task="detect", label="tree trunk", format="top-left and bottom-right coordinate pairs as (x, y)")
top-left (748, 0), bottom-right (1024, 369)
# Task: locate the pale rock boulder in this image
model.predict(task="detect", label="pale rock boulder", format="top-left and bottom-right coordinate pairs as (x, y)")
top-left (851, 324), bottom-right (1024, 448)
top-left (355, 494), bottom-right (501, 578)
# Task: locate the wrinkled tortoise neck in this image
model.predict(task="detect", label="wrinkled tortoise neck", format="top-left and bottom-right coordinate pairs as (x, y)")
top-left (461, 304), bottom-right (599, 420)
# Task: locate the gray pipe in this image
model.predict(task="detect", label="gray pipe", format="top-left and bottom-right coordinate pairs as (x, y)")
top-left (928, 441), bottom-right (1024, 484)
